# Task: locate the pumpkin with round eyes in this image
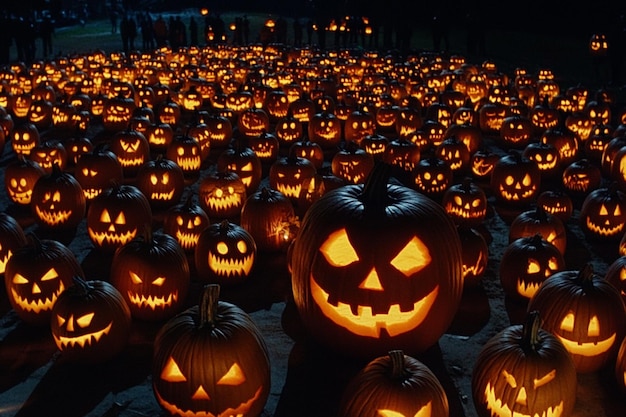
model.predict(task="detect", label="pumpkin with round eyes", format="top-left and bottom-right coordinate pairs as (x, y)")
top-left (102, 92), bottom-right (136, 132)
top-left (163, 195), bottom-right (211, 253)
top-left (307, 111), bottom-right (342, 150)
top-left (565, 111), bottom-right (593, 141)
top-left (338, 350), bottom-right (449, 417)
top-left (0, 213), bottom-right (27, 275)
top-left (216, 140), bottom-right (263, 195)
top-left (165, 134), bottom-right (203, 183)
top-left (86, 184), bottom-right (152, 253)
top-left (412, 157), bottom-right (453, 201)
top-left (74, 144), bottom-right (124, 202)
top-left (472, 311), bottom-right (577, 417)
top-left (156, 97), bottom-right (182, 127)
top-left (64, 135), bottom-right (94, 166)
top-left (27, 98), bottom-right (53, 129)
top-left (290, 162), bottom-right (463, 358)
top-left (344, 107), bottom-right (376, 146)
top-left (110, 230), bottom-right (190, 322)
top-left (11, 121), bottom-right (40, 156)
top-left (509, 206), bottom-right (567, 256)
top-left (500, 234), bottom-right (565, 303)
top-left (4, 155), bottom-right (46, 205)
top-left (248, 130), bottom-right (280, 165)
top-left (561, 158), bottom-right (602, 197)
top-left (490, 151), bottom-right (541, 207)
top-left (527, 264), bottom-right (626, 373)
top-left (50, 276), bottom-right (131, 363)
top-left (605, 256), bottom-right (626, 306)
top-left (152, 284), bottom-right (270, 417)
top-left (30, 163), bottom-right (86, 231)
top-left (194, 220), bottom-right (256, 285)
top-left (135, 156), bottom-right (186, 210)
top-left (537, 190), bottom-right (573, 223)
top-left (522, 142), bottom-right (559, 179)
top-left (110, 127), bottom-right (151, 178)
top-left (269, 155), bottom-right (317, 203)
top-left (441, 177), bottom-right (487, 228)
top-left (540, 127), bottom-right (579, 169)
top-left (579, 184), bottom-right (626, 240)
top-left (203, 113), bottom-right (233, 150)
top-left (275, 114), bottom-right (304, 147)
top-left (4, 234), bottom-right (84, 326)
top-left (264, 89), bottom-right (290, 122)
top-left (198, 170), bottom-right (247, 221)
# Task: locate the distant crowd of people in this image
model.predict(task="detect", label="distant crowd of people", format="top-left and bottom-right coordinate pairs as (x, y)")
top-left (0, 12), bottom-right (55, 66)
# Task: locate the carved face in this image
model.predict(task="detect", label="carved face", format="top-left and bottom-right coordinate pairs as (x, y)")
top-left (442, 179), bottom-right (487, 227)
top-left (470, 149), bottom-right (500, 180)
top-left (522, 142), bottom-right (559, 176)
top-left (5, 237), bottom-right (83, 325)
top-left (51, 279), bottom-right (132, 363)
top-left (238, 108), bottom-right (270, 137)
top-left (29, 141), bottom-right (68, 174)
top-left (31, 166), bottom-right (86, 230)
top-left (110, 232), bottom-right (189, 321)
top-left (491, 153), bottom-right (540, 206)
top-left (194, 221), bottom-right (256, 285)
top-left (136, 157), bottom-right (185, 209)
top-left (562, 159), bottom-right (602, 196)
top-left (580, 187), bottom-right (626, 239)
top-left (11, 122), bottom-right (40, 156)
top-left (216, 145), bottom-right (263, 194)
top-left (166, 135), bottom-right (202, 180)
top-left (413, 158), bottom-right (453, 197)
top-left (4, 157), bottom-right (46, 205)
top-left (146, 123), bottom-right (175, 153)
top-left (65, 136), bottom-right (93, 166)
top-left (500, 115), bottom-right (533, 149)
top-left (110, 130), bottom-right (150, 177)
top-left (269, 156), bottom-right (317, 200)
top-left (163, 200), bottom-right (210, 252)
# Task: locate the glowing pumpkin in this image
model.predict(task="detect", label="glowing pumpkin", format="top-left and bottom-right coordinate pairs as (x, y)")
top-left (0, 213), bottom-right (27, 275)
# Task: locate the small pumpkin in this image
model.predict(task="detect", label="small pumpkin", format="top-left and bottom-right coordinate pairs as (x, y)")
top-left (338, 350), bottom-right (449, 417)
top-left (152, 284), bottom-right (271, 417)
top-left (490, 151), bottom-right (541, 207)
top-left (509, 206), bottom-right (567, 256)
top-left (471, 311), bottom-right (577, 417)
top-left (441, 177), bottom-right (488, 228)
top-left (579, 183), bottom-right (626, 240)
top-left (51, 276), bottom-right (132, 363)
top-left (162, 195), bottom-right (211, 253)
top-left (4, 155), bottom-right (46, 205)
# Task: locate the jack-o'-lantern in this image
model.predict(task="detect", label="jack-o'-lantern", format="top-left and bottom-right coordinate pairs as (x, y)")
top-left (296, 169), bottom-right (347, 217)
top-left (458, 226), bottom-right (489, 287)
top-left (589, 33), bottom-right (609, 57)
top-left (435, 135), bottom-right (471, 174)
top-left (198, 170), bottom-right (247, 221)
top-left (31, 163), bottom-right (86, 231)
top-left (509, 206), bottom-right (567, 256)
top-left (565, 111), bottom-right (593, 141)
top-left (422, 119), bottom-right (448, 148)
top-left (499, 115), bottom-right (534, 149)
top-left (425, 102), bottom-right (452, 129)
top-left (529, 97), bottom-right (560, 133)
top-left (472, 311), bottom-right (577, 417)
top-left (585, 123), bottom-right (613, 164)
top-left (522, 141), bottom-right (559, 179)
top-left (444, 122), bottom-right (483, 155)
top-left (413, 157), bottom-right (453, 200)
top-left (111, 230), bottom-right (190, 322)
top-left (240, 187), bottom-right (298, 253)
top-left (540, 127), bottom-right (579, 168)
top-left (344, 108), bottom-right (376, 145)
top-left (152, 284), bottom-right (270, 417)
top-left (269, 155), bottom-right (317, 203)
top-left (166, 134), bottom-right (202, 183)
top-left (500, 234), bottom-right (565, 302)
top-left (470, 149), bottom-right (500, 182)
top-left (216, 140), bottom-right (263, 194)
top-left (163, 195), bottom-right (210, 253)
top-left (580, 183), bottom-right (626, 240)
top-left (226, 89), bottom-right (254, 114)
top-left (4, 234), bottom-right (84, 326)
top-left (110, 127), bottom-right (151, 178)
top-left (605, 256), bottom-right (626, 305)
top-left (11, 121), bottom-right (40, 156)
top-left (395, 106), bottom-right (423, 138)
top-left (65, 135), bottom-right (93, 166)
top-left (275, 114), bottom-right (304, 146)
top-left (50, 276), bottom-right (132, 363)
top-left (601, 136), bottom-right (626, 177)
top-left (102, 92), bottom-right (136, 132)
top-left (194, 220), bottom-right (256, 285)
top-left (537, 190), bottom-right (573, 223)
top-left (585, 97), bottom-right (611, 127)
top-left (289, 94), bottom-right (315, 125)
top-left (27, 98), bottom-right (53, 129)
top-left (308, 111), bottom-right (342, 150)
top-left (264, 90), bottom-right (290, 121)
top-left (290, 162), bottom-right (463, 358)
top-left (562, 158), bottom-right (602, 197)
top-left (528, 264), bottom-right (626, 373)
top-left (29, 140), bottom-right (68, 174)
top-left (238, 107), bottom-right (270, 138)
top-left (86, 184), bottom-right (152, 252)
top-left (452, 101), bottom-right (478, 126)
top-left (136, 155), bottom-right (186, 210)
top-left (375, 104), bottom-right (399, 133)
top-left (51, 100), bottom-right (78, 130)
top-left (248, 131), bottom-right (280, 165)
top-left (382, 137), bottom-right (421, 176)
top-left (146, 122), bottom-right (175, 155)
top-left (4, 155), bottom-right (46, 205)
top-left (442, 178), bottom-right (487, 228)
top-left (0, 213), bottom-right (27, 275)
top-left (490, 151), bottom-right (541, 207)
top-left (74, 145), bottom-right (124, 201)
top-left (331, 143), bottom-right (375, 185)
top-left (289, 139), bottom-right (324, 170)
top-left (157, 97), bottom-right (182, 127)
top-left (203, 113), bottom-right (233, 150)
top-left (478, 101), bottom-right (508, 134)
top-left (338, 350), bottom-right (449, 417)
top-left (12, 91), bottom-right (33, 119)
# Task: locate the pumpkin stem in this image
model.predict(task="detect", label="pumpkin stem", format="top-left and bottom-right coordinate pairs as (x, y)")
top-left (72, 275), bottom-right (90, 295)
top-left (388, 350), bottom-right (407, 379)
top-left (199, 284), bottom-right (220, 328)
top-left (522, 310), bottom-right (543, 351)
top-left (575, 263), bottom-right (595, 291)
top-left (359, 161), bottom-right (391, 214)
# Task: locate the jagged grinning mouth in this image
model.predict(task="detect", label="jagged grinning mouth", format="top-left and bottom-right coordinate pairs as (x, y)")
top-left (499, 185), bottom-right (536, 201)
top-left (127, 291), bottom-right (178, 310)
top-left (117, 156), bottom-right (146, 167)
top-left (54, 322), bottom-right (112, 348)
top-left (586, 217), bottom-right (624, 236)
top-left (154, 385), bottom-right (262, 417)
top-left (445, 205), bottom-right (486, 220)
top-left (310, 276), bottom-right (439, 338)
top-left (209, 253), bottom-right (254, 277)
top-left (176, 231), bottom-right (201, 250)
top-left (89, 229), bottom-right (137, 246)
top-left (275, 184), bottom-right (302, 198)
top-left (556, 333), bottom-right (616, 356)
top-left (516, 279), bottom-right (541, 299)
top-left (151, 190), bottom-right (175, 200)
top-left (484, 382), bottom-right (564, 417)
top-left (205, 194), bottom-right (242, 211)
top-left (9, 190), bottom-right (32, 204)
top-left (11, 281), bottom-right (65, 313)
top-left (34, 207), bottom-right (72, 225)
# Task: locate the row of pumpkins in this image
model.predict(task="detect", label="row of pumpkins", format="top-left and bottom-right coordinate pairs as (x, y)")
top-left (0, 41), bottom-right (626, 416)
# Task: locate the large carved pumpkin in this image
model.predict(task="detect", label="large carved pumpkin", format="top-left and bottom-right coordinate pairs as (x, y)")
top-left (152, 284), bottom-right (270, 417)
top-left (472, 311), bottom-right (577, 417)
top-left (290, 162), bottom-right (463, 358)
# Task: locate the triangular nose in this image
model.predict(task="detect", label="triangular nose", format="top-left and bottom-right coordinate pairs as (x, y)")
top-left (516, 387), bottom-right (527, 406)
top-left (359, 268), bottom-right (384, 291)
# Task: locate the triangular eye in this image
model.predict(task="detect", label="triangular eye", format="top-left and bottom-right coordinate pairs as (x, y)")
top-left (41, 268), bottom-right (59, 281)
top-left (100, 209), bottom-right (111, 223)
top-left (76, 312), bottom-right (94, 328)
top-left (114, 212), bottom-right (126, 225)
top-left (560, 312), bottom-right (575, 332)
top-left (390, 236), bottom-right (432, 276)
top-left (217, 363), bottom-right (246, 385)
top-left (588, 315), bottom-right (600, 337)
top-left (502, 370), bottom-right (517, 388)
top-left (320, 228), bottom-right (359, 267)
top-left (614, 205), bottom-right (622, 216)
top-left (533, 369), bottom-right (556, 389)
top-left (600, 204), bottom-right (608, 215)
top-left (161, 357), bottom-right (187, 382)
top-left (56, 314), bottom-right (66, 327)
top-left (152, 277), bottom-right (165, 286)
top-left (13, 273), bottom-right (29, 284)
top-left (130, 271), bottom-right (143, 284)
